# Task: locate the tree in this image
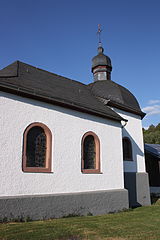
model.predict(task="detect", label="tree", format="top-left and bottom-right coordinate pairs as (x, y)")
top-left (143, 123), bottom-right (160, 144)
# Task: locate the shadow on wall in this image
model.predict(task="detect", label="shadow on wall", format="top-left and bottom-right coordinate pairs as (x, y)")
top-left (122, 128), bottom-right (144, 173)
top-left (124, 172), bottom-right (142, 208)
top-left (122, 128), bottom-right (148, 208)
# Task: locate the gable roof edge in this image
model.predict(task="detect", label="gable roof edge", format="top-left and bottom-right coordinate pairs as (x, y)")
top-left (0, 82), bottom-right (126, 123)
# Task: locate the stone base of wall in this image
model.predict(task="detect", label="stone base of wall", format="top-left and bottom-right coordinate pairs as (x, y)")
top-left (0, 189), bottom-right (128, 221)
top-left (124, 172), bottom-right (151, 208)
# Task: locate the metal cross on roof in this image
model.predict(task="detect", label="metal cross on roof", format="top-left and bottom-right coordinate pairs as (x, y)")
top-left (97, 24), bottom-right (102, 46)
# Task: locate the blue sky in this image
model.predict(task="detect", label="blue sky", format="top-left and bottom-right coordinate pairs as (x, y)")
top-left (0, 0), bottom-right (160, 128)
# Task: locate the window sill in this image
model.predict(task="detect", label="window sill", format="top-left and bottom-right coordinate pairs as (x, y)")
top-left (22, 167), bottom-right (52, 173)
top-left (81, 169), bottom-right (102, 174)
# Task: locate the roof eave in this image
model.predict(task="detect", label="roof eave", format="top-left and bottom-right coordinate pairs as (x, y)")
top-left (0, 83), bottom-right (124, 123)
top-left (107, 100), bottom-right (146, 119)
top-left (145, 149), bottom-right (160, 159)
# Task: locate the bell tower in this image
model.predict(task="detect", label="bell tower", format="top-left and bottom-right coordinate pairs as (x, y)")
top-left (92, 25), bottom-right (112, 82)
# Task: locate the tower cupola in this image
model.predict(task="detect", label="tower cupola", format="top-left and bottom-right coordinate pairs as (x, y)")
top-left (92, 25), bottom-right (112, 82)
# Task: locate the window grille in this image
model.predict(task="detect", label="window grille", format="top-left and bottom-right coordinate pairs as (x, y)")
top-left (26, 126), bottom-right (46, 167)
top-left (82, 131), bottom-right (100, 173)
top-left (22, 122), bottom-right (52, 173)
top-left (84, 135), bottom-right (96, 169)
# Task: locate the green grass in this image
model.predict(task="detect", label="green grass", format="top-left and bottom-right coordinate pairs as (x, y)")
top-left (0, 200), bottom-right (160, 240)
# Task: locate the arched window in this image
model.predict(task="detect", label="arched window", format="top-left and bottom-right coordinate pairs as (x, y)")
top-left (82, 131), bottom-right (100, 173)
top-left (122, 137), bottom-right (132, 161)
top-left (22, 122), bottom-right (52, 172)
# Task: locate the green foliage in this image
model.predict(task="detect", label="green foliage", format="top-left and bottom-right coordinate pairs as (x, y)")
top-left (0, 204), bottom-right (160, 240)
top-left (143, 123), bottom-right (160, 144)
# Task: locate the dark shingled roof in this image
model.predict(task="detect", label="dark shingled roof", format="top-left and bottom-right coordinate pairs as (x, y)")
top-left (145, 144), bottom-right (160, 159)
top-left (0, 61), bottom-right (125, 122)
top-left (88, 80), bottom-right (145, 118)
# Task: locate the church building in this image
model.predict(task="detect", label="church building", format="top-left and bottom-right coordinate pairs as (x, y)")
top-left (0, 41), bottom-right (151, 220)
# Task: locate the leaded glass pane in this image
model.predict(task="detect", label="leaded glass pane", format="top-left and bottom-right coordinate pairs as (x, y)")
top-left (84, 135), bottom-right (96, 169)
top-left (26, 126), bottom-right (46, 167)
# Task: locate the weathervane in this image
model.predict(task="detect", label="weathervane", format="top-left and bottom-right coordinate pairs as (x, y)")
top-left (97, 24), bottom-right (102, 46)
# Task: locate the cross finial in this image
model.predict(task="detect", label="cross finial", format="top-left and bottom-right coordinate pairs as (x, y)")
top-left (97, 24), bottom-right (102, 46)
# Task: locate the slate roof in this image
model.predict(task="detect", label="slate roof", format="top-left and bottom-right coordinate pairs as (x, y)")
top-left (145, 144), bottom-right (160, 159)
top-left (0, 61), bottom-right (125, 122)
top-left (88, 80), bottom-right (145, 118)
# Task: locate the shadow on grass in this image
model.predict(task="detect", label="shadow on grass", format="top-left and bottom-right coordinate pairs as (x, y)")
top-left (150, 194), bottom-right (160, 204)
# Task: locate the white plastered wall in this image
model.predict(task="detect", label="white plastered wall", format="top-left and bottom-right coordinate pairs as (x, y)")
top-left (112, 107), bottom-right (146, 173)
top-left (0, 91), bottom-right (124, 197)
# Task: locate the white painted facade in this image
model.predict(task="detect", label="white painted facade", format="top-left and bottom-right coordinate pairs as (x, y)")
top-left (113, 108), bottom-right (146, 173)
top-left (0, 91), bottom-right (124, 197)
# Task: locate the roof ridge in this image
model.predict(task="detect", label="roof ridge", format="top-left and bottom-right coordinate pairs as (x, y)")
top-left (17, 60), bottom-right (87, 87)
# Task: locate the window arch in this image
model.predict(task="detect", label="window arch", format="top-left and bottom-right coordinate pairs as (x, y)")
top-left (122, 137), bottom-right (132, 161)
top-left (81, 131), bottom-right (100, 173)
top-left (22, 122), bottom-right (52, 172)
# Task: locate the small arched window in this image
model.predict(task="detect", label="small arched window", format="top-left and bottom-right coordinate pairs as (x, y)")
top-left (122, 137), bottom-right (132, 161)
top-left (82, 131), bottom-right (100, 173)
top-left (22, 123), bottom-right (52, 172)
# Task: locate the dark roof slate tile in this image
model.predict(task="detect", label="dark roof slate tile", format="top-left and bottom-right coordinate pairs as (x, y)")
top-left (0, 61), bottom-right (124, 122)
top-left (88, 80), bottom-right (145, 118)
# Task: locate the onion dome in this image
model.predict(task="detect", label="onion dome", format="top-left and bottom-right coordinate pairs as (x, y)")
top-left (92, 46), bottom-right (112, 82)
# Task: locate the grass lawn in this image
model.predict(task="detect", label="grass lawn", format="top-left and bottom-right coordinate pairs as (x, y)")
top-left (0, 200), bottom-right (160, 240)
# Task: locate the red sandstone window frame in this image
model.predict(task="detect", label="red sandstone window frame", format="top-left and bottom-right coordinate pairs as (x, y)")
top-left (22, 122), bottom-right (52, 173)
top-left (81, 131), bottom-right (101, 173)
top-left (122, 137), bottom-right (133, 161)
